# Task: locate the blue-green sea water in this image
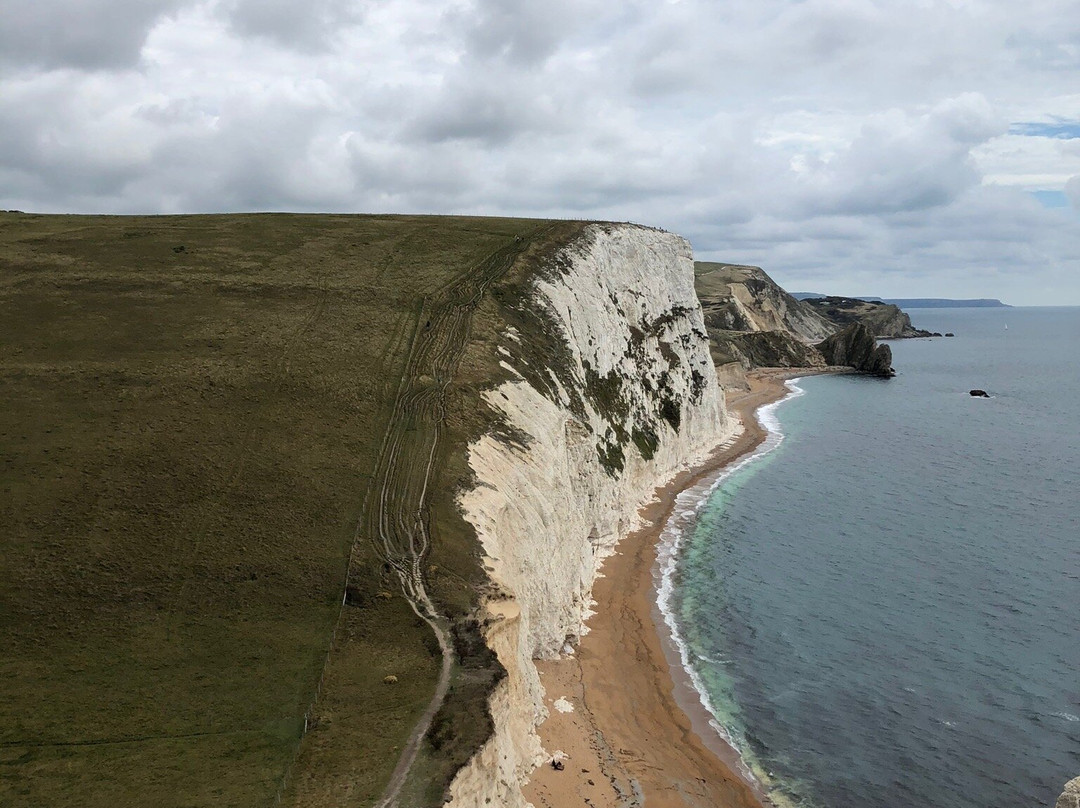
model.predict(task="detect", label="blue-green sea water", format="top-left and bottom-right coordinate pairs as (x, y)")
top-left (668, 307), bottom-right (1080, 808)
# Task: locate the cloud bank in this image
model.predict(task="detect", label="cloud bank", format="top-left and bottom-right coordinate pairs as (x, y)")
top-left (2, 0), bottom-right (1079, 303)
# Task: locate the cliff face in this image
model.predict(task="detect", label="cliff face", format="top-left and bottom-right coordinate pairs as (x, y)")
top-left (693, 263), bottom-right (903, 382)
top-left (448, 225), bottom-right (734, 806)
top-left (802, 296), bottom-right (931, 338)
top-left (695, 262), bottom-right (835, 342)
top-left (726, 331), bottom-right (827, 370)
top-left (816, 322), bottom-right (895, 377)
top-left (694, 263), bottom-right (838, 385)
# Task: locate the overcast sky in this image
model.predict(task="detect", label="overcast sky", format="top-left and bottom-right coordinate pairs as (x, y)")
top-left (2, 0), bottom-right (1079, 304)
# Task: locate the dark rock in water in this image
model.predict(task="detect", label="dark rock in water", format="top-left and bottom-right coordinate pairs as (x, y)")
top-left (945, 332), bottom-right (955, 337)
top-left (969, 389), bottom-right (990, 397)
top-left (815, 322), bottom-right (894, 378)
top-left (931, 332), bottom-right (942, 337)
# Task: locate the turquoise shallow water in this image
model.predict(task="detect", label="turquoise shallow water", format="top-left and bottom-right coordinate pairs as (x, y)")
top-left (670, 308), bottom-right (1080, 808)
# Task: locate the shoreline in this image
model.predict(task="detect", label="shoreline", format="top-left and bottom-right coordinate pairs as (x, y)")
top-left (525, 368), bottom-right (822, 808)
top-left (653, 371), bottom-right (807, 804)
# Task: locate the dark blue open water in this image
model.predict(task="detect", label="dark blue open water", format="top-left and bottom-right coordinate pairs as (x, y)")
top-left (669, 308), bottom-right (1080, 808)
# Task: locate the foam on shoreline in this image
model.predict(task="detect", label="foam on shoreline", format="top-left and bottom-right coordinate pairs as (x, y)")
top-left (654, 377), bottom-right (806, 799)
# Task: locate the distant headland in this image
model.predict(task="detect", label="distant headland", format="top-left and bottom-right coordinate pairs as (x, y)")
top-left (791, 294), bottom-right (1010, 308)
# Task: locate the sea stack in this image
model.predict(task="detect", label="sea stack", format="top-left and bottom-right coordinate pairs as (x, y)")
top-left (815, 322), bottom-right (895, 378)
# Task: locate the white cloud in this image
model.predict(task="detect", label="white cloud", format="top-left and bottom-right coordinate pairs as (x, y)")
top-left (1, 0), bottom-right (1079, 303)
top-left (1066, 176), bottom-right (1080, 209)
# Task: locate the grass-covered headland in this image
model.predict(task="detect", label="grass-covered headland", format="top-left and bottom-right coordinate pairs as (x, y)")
top-left (0, 212), bottom-right (586, 807)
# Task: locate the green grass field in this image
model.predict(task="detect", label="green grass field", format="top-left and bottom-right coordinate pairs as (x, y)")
top-left (0, 212), bottom-right (584, 806)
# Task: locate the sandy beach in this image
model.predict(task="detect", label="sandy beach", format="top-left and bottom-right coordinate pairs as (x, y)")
top-left (524, 370), bottom-right (808, 808)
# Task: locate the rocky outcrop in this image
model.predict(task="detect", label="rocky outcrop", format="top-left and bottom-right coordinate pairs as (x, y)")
top-left (802, 296), bottom-right (931, 338)
top-left (694, 263), bottom-right (837, 385)
top-left (695, 262), bottom-right (835, 342)
top-left (1056, 776), bottom-right (1080, 808)
top-left (447, 224), bottom-right (734, 806)
top-left (692, 264), bottom-right (909, 382)
top-left (816, 322), bottom-right (895, 377)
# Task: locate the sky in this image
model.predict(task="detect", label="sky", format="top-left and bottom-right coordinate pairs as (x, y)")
top-left (2, 0), bottom-right (1079, 304)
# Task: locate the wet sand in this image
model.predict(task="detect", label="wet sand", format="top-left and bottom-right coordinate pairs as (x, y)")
top-left (524, 370), bottom-right (812, 808)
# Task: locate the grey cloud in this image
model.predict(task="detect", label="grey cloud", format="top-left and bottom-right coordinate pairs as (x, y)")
top-left (220, 0), bottom-right (362, 51)
top-left (697, 186), bottom-right (1080, 305)
top-left (782, 96), bottom-right (1002, 218)
top-left (345, 134), bottom-right (472, 200)
top-left (403, 82), bottom-right (558, 145)
top-left (141, 98), bottom-right (360, 212)
top-left (459, 0), bottom-right (597, 66)
top-left (136, 97), bottom-right (215, 127)
top-left (623, 1), bottom-right (1073, 112)
top-left (0, 77), bottom-right (151, 203)
top-left (0, 0), bottom-right (184, 70)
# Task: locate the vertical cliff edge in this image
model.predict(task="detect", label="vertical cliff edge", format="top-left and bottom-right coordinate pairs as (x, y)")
top-left (446, 224), bottom-right (735, 806)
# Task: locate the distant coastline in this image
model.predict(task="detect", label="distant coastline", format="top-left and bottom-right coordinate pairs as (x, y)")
top-left (790, 293), bottom-right (1010, 308)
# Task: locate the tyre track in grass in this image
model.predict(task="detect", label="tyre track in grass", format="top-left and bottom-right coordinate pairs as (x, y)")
top-left (364, 225), bottom-right (556, 807)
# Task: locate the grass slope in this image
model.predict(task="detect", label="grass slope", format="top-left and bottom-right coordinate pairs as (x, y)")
top-left (0, 212), bottom-right (583, 807)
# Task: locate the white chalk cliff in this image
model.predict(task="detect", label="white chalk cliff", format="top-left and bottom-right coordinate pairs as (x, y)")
top-left (447, 224), bottom-right (736, 806)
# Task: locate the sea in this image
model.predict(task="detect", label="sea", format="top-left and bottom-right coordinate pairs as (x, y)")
top-left (661, 307), bottom-right (1080, 808)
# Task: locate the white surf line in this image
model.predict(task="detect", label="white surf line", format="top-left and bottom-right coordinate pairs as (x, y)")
top-left (654, 378), bottom-right (806, 788)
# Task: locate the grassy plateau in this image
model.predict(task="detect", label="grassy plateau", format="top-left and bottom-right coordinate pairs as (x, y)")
top-left (0, 212), bottom-right (585, 807)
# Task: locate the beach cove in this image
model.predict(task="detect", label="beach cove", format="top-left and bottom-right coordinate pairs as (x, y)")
top-left (524, 369), bottom-right (818, 808)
